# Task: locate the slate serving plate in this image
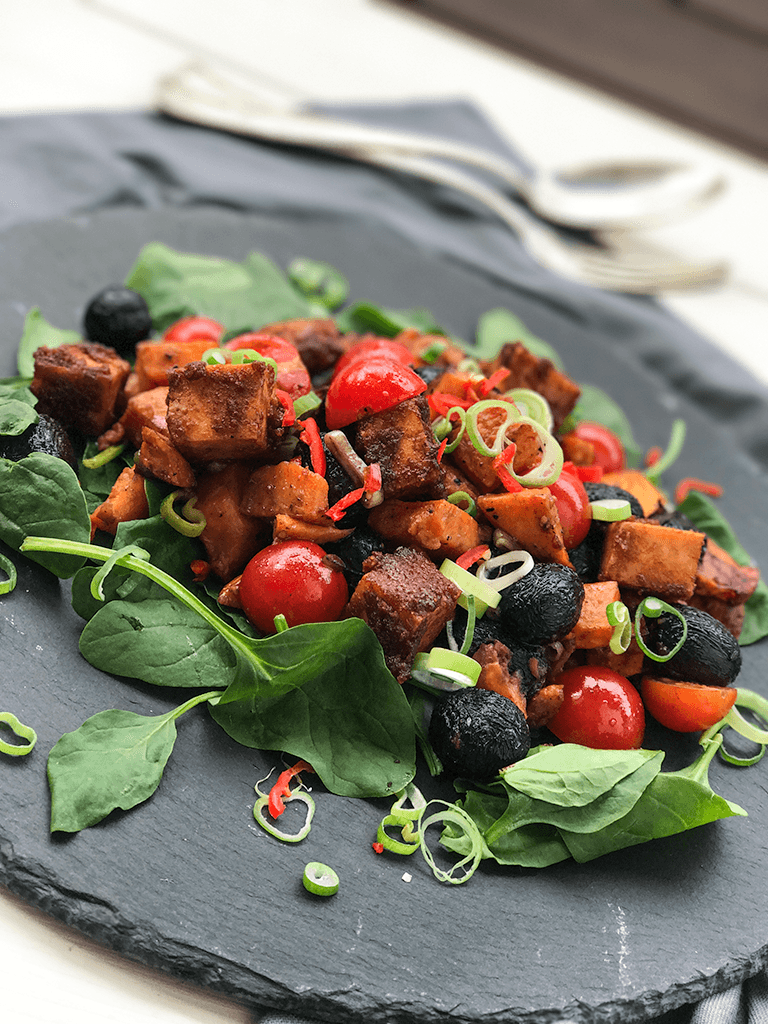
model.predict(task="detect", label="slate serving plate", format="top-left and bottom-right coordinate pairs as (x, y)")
top-left (1, 206), bottom-right (768, 1024)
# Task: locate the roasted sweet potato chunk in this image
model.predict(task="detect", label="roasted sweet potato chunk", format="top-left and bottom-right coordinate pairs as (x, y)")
top-left (134, 338), bottom-right (216, 390)
top-left (31, 343), bottom-right (130, 436)
top-left (599, 519), bottom-right (705, 601)
top-left (345, 546), bottom-right (460, 684)
top-left (354, 395), bottom-right (442, 500)
top-left (368, 498), bottom-right (484, 561)
top-left (567, 580), bottom-right (622, 649)
top-left (485, 341), bottom-right (580, 431)
top-left (601, 470), bottom-right (666, 517)
top-left (166, 361), bottom-right (282, 463)
top-left (694, 539), bottom-right (760, 605)
top-left (241, 461), bottom-right (329, 523)
top-left (477, 488), bottom-right (571, 565)
top-left (194, 462), bottom-right (266, 581)
top-left (134, 427), bottom-right (196, 489)
top-left (90, 465), bottom-right (149, 536)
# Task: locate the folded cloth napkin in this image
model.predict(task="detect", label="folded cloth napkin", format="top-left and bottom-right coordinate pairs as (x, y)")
top-left (1, 100), bottom-right (767, 1024)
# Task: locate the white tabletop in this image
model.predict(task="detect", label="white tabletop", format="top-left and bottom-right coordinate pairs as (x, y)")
top-left (2, 2), bottom-right (768, 1021)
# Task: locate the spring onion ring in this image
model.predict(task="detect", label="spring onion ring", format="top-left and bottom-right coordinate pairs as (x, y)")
top-left (464, 400), bottom-right (521, 457)
top-left (160, 491), bottom-right (207, 538)
top-left (253, 787), bottom-right (315, 843)
top-left (302, 862), bottom-right (340, 896)
top-left (439, 558), bottom-right (501, 617)
top-left (590, 498), bottom-right (632, 522)
top-left (411, 647), bottom-right (481, 691)
top-left (0, 552), bottom-right (18, 595)
top-left (417, 801), bottom-right (484, 885)
top-left (476, 550), bottom-right (533, 591)
top-left (606, 601), bottom-right (632, 654)
top-left (202, 348), bottom-right (227, 365)
top-left (446, 491), bottom-right (477, 517)
top-left (293, 390), bottom-right (322, 418)
top-left (0, 712), bottom-right (37, 757)
top-left (81, 443), bottom-right (126, 469)
top-left (634, 597), bottom-right (688, 662)
top-left (503, 388), bottom-right (553, 431)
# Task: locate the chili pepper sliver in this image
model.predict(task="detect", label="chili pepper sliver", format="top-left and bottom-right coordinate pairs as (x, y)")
top-left (674, 477), bottom-right (724, 505)
top-left (298, 416), bottom-right (326, 477)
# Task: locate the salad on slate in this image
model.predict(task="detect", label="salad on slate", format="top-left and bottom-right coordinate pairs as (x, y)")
top-left (2, 241), bottom-right (768, 885)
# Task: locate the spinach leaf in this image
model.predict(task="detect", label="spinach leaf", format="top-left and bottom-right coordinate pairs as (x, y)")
top-left (287, 257), bottom-right (349, 311)
top-left (17, 308), bottom-right (80, 379)
top-left (335, 301), bottom-right (446, 338)
top-left (0, 454), bottom-right (89, 577)
top-left (474, 308), bottom-right (563, 366)
top-left (125, 243), bottom-right (312, 334)
top-left (0, 383), bottom-right (37, 437)
top-left (677, 490), bottom-right (768, 645)
top-left (48, 690), bottom-right (218, 832)
top-left (570, 383), bottom-right (643, 467)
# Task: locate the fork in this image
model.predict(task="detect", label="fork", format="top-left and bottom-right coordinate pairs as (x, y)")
top-left (155, 62), bottom-right (729, 293)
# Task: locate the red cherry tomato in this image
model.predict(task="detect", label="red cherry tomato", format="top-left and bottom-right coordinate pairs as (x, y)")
top-left (238, 541), bottom-right (348, 633)
top-left (332, 338), bottom-right (415, 378)
top-left (572, 421), bottom-right (625, 474)
top-left (224, 332), bottom-right (311, 399)
top-left (548, 468), bottom-right (592, 549)
top-left (641, 676), bottom-right (737, 733)
top-left (324, 358), bottom-right (427, 430)
top-left (163, 315), bottom-right (224, 345)
top-left (548, 666), bottom-right (645, 749)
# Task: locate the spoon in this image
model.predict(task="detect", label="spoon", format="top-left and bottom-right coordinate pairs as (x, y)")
top-left (157, 61), bottom-right (727, 232)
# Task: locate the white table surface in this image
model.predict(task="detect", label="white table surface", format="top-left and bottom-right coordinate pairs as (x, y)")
top-left (2, 2), bottom-right (768, 1022)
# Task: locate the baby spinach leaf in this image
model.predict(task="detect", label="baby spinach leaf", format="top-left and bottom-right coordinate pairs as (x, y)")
top-left (0, 454), bottom-right (89, 577)
top-left (474, 308), bottom-right (563, 366)
top-left (678, 490), bottom-right (768, 645)
top-left (125, 243), bottom-right (312, 334)
top-left (48, 690), bottom-right (218, 832)
top-left (16, 308), bottom-right (80, 379)
top-left (287, 257), bottom-right (349, 310)
top-left (0, 383), bottom-right (38, 437)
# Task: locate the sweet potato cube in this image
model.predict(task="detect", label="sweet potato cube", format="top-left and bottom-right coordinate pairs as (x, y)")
top-left (241, 461), bottom-right (329, 523)
top-left (477, 488), bottom-right (571, 565)
top-left (90, 465), bottom-right (149, 536)
top-left (368, 498), bottom-right (484, 561)
top-left (485, 341), bottom-right (581, 431)
top-left (599, 519), bottom-right (705, 601)
top-left (585, 641), bottom-right (645, 677)
top-left (695, 538), bottom-right (760, 605)
top-left (166, 361), bottom-right (281, 462)
top-left (194, 462), bottom-right (266, 581)
top-left (345, 546), bottom-right (460, 684)
top-left (601, 470), bottom-right (666, 518)
top-left (567, 580), bottom-right (621, 649)
top-left (134, 427), bottom-right (196, 489)
top-left (118, 386), bottom-right (170, 448)
top-left (31, 343), bottom-right (130, 436)
top-left (273, 514), bottom-right (354, 545)
top-left (134, 338), bottom-right (217, 390)
top-left (354, 395), bottom-right (442, 499)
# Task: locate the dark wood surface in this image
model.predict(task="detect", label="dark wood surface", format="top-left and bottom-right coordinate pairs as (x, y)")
top-left (384, 0), bottom-right (768, 159)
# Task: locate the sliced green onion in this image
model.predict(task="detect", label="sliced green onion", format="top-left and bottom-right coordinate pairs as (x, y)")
top-left (476, 550), bottom-right (533, 591)
top-left (202, 348), bottom-right (227, 365)
top-left (590, 498), bottom-right (632, 522)
top-left (302, 861), bottom-right (340, 896)
top-left (0, 552), bottom-right (18, 595)
top-left (606, 600), bottom-right (632, 654)
top-left (82, 443), bottom-right (126, 470)
top-left (439, 558), bottom-right (501, 617)
top-left (721, 688), bottom-right (768, 747)
top-left (420, 339), bottom-right (447, 363)
top-left (0, 712), bottom-right (37, 757)
top-left (457, 357), bottom-right (482, 375)
top-left (293, 390), bottom-right (322, 418)
top-left (273, 614), bottom-right (289, 633)
top-left (253, 786), bottom-right (315, 842)
top-left (465, 400), bottom-right (521, 457)
top-left (645, 418), bottom-right (686, 484)
top-left (634, 597), bottom-right (688, 662)
top-left (432, 406), bottom-right (467, 453)
top-left (719, 742), bottom-right (765, 767)
top-left (503, 388), bottom-right (553, 431)
top-left (90, 543), bottom-right (151, 601)
top-left (446, 594), bottom-right (477, 655)
top-left (160, 491), bottom-right (207, 537)
top-left (417, 801), bottom-right (484, 885)
top-left (446, 490), bottom-right (477, 517)
top-left (411, 647), bottom-right (481, 692)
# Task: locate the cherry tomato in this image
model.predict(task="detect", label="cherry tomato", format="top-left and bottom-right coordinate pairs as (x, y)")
top-left (548, 468), bottom-right (591, 549)
top-left (572, 421), bottom-right (625, 474)
top-left (548, 666), bottom-right (645, 749)
top-left (332, 338), bottom-right (415, 378)
top-left (163, 315), bottom-right (224, 345)
top-left (324, 358), bottom-right (427, 430)
top-left (641, 676), bottom-right (737, 732)
top-left (224, 332), bottom-right (311, 399)
top-left (239, 541), bottom-right (348, 633)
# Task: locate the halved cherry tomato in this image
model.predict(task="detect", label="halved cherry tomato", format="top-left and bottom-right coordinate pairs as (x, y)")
top-left (548, 665), bottom-right (645, 749)
top-left (332, 338), bottom-right (415, 378)
top-left (163, 315), bottom-right (224, 346)
top-left (572, 421), bottom-right (625, 474)
top-left (324, 358), bottom-right (427, 430)
top-left (225, 332), bottom-right (311, 399)
top-left (548, 467), bottom-right (591, 549)
top-left (239, 541), bottom-right (348, 633)
top-left (641, 676), bottom-right (737, 733)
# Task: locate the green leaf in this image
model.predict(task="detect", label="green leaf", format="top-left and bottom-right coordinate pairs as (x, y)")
top-left (48, 707), bottom-right (180, 832)
top-left (287, 257), bottom-right (349, 310)
top-left (570, 383), bottom-right (643, 467)
top-left (677, 490), bottom-right (768, 645)
top-left (0, 453), bottom-right (90, 577)
top-left (335, 301), bottom-right (446, 338)
top-left (125, 243), bottom-right (312, 334)
top-left (17, 308), bottom-right (80, 379)
top-left (474, 308), bottom-right (563, 366)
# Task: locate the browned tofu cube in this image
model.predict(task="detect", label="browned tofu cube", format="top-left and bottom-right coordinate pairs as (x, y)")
top-left (354, 395), bottom-right (442, 499)
top-left (31, 343), bottom-right (130, 436)
top-left (368, 498), bottom-right (484, 561)
top-left (599, 519), bottom-right (705, 601)
top-left (260, 317), bottom-right (345, 375)
top-left (241, 461), bottom-right (329, 523)
top-left (345, 547), bottom-right (460, 684)
top-left (194, 462), bottom-right (267, 581)
top-left (486, 341), bottom-right (581, 431)
top-left (166, 361), bottom-right (282, 463)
